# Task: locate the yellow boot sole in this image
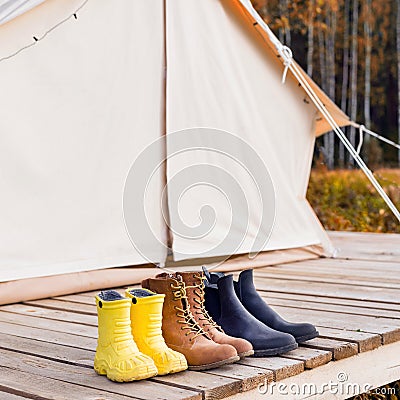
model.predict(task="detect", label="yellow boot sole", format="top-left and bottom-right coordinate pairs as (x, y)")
top-left (94, 358), bottom-right (158, 382)
top-left (155, 358), bottom-right (188, 376)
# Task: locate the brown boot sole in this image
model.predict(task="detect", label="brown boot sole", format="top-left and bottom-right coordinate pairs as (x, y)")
top-left (188, 355), bottom-right (240, 371)
top-left (238, 350), bottom-right (254, 358)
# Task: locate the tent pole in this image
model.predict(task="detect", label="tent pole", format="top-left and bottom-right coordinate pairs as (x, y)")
top-left (161, 0), bottom-right (173, 260)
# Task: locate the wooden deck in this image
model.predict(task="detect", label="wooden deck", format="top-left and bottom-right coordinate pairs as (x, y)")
top-left (0, 231), bottom-right (399, 400)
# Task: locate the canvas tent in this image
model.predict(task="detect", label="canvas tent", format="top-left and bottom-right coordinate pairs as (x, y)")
top-left (0, 0), bottom-right (351, 304)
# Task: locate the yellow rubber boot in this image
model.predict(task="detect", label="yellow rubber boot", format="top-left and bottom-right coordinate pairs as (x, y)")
top-left (94, 290), bottom-right (158, 382)
top-left (125, 288), bottom-right (188, 375)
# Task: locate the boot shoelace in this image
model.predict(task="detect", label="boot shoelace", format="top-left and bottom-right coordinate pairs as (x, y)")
top-left (187, 273), bottom-right (223, 333)
top-left (170, 282), bottom-right (208, 342)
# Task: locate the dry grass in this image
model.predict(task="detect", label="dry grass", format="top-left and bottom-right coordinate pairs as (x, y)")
top-left (349, 380), bottom-right (400, 399)
top-left (307, 168), bottom-right (400, 233)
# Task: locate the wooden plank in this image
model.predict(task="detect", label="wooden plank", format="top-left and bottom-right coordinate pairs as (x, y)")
top-left (0, 326), bottom-right (276, 398)
top-left (53, 293), bottom-right (97, 305)
top-left (281, 347), bottom-right (332, 369)
top-left (254, 270), bottom-right (400, 290)
top-left (205, 363), bottom-right (273, 392)
top-left (78, 287), bottom-right (135, 297)
top-left (153, 370), bottom-right (241, 400)
top-left (316, 327), bottom-right (382, 352)
top-left (0, 310), bottom-right (97, 338)
top-left (268, 305), bottom-right (400, 344)
top-left (0, 331), bottom-right (94, 367)
top-left (0, 392), bottom-right (27, 400)
top-left (231, 340), bottom-right (400, 400)
top-left (0, 365), bottom-right (139, 400)
top-left (328, 231), bottom-right (400, 262)
top-left (0, 320), bottom-right (97, 351)
top-left (0, 348), bottom-right (201, 400)
top-left (238, 357), bottom-right (304, 381)
top-left (254, 279), bottom-right (400, 304)
top-left (259, 291), bottom-right (400, 312)
top-left (1, 303), bottom-right (97, 325)
top-left (301, 338), bottom-right (358, 360)
top-left (2, 331), bottom-right (272, 396)
top-left (259, 257), bottom-right (400, 276)
top-left (25, 298), bottom-right (97, 315)
top-left (259, 295), bottom-right (400, 319)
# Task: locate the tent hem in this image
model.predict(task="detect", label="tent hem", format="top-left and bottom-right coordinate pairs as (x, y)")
top-left (0, 245), bottom-right (323, 305)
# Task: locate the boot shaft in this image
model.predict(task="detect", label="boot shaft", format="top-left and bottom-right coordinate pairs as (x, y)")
top-left (177, 271), bottom-right (219, 330)
top-left (176, 271), bottom-right (203, 310)
top-left (141, 275), bottom-right (183, 320)
top-left (216, 275), bottom-right (250, 316)
top-left (141, 274), bottom-right (208, 345)
top-left (95, 291), bottom-right (137, 352)
top-left (236, 269), bottom-right (258, 299)
top-left (125, 288), bottom-right (166, 348)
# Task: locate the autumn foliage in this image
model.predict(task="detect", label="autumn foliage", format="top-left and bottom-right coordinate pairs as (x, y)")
top-left (307, 168), bottom-right (400, 232)
top-left (253, 0), bottom-right (400, 168)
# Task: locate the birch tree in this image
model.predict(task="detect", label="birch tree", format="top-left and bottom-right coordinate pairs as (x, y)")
top-left (317, 13), bottom-right (327, 91)
top-left (349, 0), bottom-right (359, 167)
top-left (278, 0), bottom-right (291, 45)
top-left (397, 0), bottom-right (400, 165)
top-left (339, 0), bottom-right (350, 168)
top-left (317, 9), bottom-right (331, 167)
top-left (307, 0), bottom-right (314, 77)
top-left (326, 3), bottom-right (337, 169)
top-left (364, 0), bottom-right (372, 131)
top-left (252, 0), bottom-right (397, 167)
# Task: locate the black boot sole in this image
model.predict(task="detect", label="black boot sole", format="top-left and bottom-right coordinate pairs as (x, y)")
top-left (295, 331), bottom-right (319, 343)
top-left (252, 342), bottom-right (298, 357)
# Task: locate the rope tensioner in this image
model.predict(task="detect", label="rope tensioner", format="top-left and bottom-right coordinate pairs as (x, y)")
top-left (239, 0), bottom-right (400, 222)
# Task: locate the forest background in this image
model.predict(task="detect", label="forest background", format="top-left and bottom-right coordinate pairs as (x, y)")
top-left (253, 0), bottom-right (399, 168)
top-left (252, 0), bottom-right (400, 232)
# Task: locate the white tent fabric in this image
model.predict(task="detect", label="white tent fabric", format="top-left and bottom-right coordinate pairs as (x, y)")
top-left (166, 0), bottom-right (333, 261)
top-left (0, 0), bottom-right (346, 285)
top-left (0, 0), bottom-right (167, 282)
top-left (0, 0), bottom-right (45, 26)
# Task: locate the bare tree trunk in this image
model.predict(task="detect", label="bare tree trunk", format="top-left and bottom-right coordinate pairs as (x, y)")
top-left (397, 0), bottom-right (400, 165)
top-left (307, 0), bottom-right (314, 77)
top-left (339, 0), bottom-right (350, 168)
top-left (364, 0), bottom-right (372, 130)
top-left (319, 12), bottom-right (331, 168)
top-left (318, 14), bottom-right (327, 90)
top-left (279, 0), bottom-right (291, 45)
top-left (284, 0), bottom-right (291, 46)
top-left (326, 7), bottom-right (337, 169)
top-left (259, 0), bottom-right (268, 18)
top-left (322, 5), bottom-right (337, 170)
top-left (278, 0), bottom-right (284, 42)
top-left (349, 0), bottom-right (359, 167)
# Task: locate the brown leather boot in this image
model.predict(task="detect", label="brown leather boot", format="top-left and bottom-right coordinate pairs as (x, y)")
top-left (177, 271), bottom-right (254, 358)
top-left (142, 274), bottom-right (239, 371)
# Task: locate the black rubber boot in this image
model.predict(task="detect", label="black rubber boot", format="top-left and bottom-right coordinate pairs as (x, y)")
top-left (235, 269), bottom-right (319, 343)
top-left (203, 273), bottom-right (298, 356)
